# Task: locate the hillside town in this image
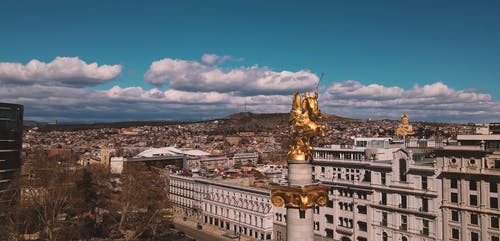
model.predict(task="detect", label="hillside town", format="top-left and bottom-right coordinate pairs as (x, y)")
top-left (3, 110), bottom-right (495, 240)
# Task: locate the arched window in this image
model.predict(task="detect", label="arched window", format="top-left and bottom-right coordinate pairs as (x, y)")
top-left (382, 232), bottom-right (388, 241)
top-left (399, 158), bottom-right (407, 182)
top-left (402, 236), bottom-right (408, 241)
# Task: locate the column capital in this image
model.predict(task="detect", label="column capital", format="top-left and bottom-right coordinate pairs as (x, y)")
top-left (270, 184), bottom-right (329, 211)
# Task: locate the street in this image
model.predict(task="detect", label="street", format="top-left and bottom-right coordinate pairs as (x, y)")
top-left (174, 221), bottom-right (234, 241)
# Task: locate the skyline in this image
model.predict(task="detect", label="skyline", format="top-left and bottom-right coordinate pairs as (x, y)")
top-left (1, 1), bottom-right (499, 123)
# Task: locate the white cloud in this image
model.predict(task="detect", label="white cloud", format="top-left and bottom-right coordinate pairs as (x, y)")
top-left (321, 81), bottom-right (499, 122)
top-left (0, 57), bottom-right (122, 87)
top-left (326, 80), bottom-right (404, 100)
top-left (1, 54), bottom-right (498, 123)
top-left (144, 56), bottom-right (319, 96)
top-left (201, 54), bottom-right (241, 65)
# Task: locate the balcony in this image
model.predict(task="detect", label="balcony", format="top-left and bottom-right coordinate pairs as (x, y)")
top-left (336, 226), bottom-right (353, 235)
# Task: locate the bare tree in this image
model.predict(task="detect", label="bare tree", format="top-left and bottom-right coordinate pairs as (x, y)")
top-left (114, 162), bottom-right (170, 241)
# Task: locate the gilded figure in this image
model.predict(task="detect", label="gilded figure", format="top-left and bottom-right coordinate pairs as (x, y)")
top-left (288, 90), bottom-right (325, 161)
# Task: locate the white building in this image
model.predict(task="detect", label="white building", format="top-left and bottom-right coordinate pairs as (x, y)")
top-left (274, 138), bottom-right (443, 241)
top-left (233, 152), bottom-right (259, 166)
top-left (435, 137), bottom-right (500, 241)
top-left (169, 174), bottom-right (274, 240)
top-left (168, 136), bottom-right (499, 241)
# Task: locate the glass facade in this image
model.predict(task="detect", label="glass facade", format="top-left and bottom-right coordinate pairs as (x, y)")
top-left (0, 103), bottom-right (23, 203)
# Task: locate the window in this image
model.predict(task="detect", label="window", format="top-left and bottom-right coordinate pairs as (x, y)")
top-left (471, 213), bottom-right (479, 225)
top-left (382, 212), bottom-right (388, 226)
top-left (451, 210), bottom-right (459, 221)
top-left (491, 197), bottom-right (499, 209)
top-left (399, 159), bottom-right (407, 182)
top-left (402, 237), bottom-right (408, 241)
top-left (471, 232), bottom-right (479, 241)
top-left (422, 176), bottom-right (428, 190)
top-left (492, 236), bottom-right (500, 241)
top-left (470, 195), bottom-right (478, 206)
top-left (492, 216), bottom-right (499, 229)
top-left (452, 228), bottom-right (460, 239)
top-left (382, 232), bottom-right (388, 241)
top-left (314, 221), bottom-right (319, 231)
top-left (470, 180), bottom-right (477, 190)
top-left (400, 195), bottom-right (407, 208)
top-left (422, 220), bottom-right (429, 236)
top-left (325, 228), bottom-right (334, 238)
top-left (451, 179), bottom-right (458, 189)
top-left (325, 214), bottom-right (334, 224)
top-left (357, 205), bottom-right (367, 214)
top-left (401, 215), bottom-right (408, 231)
top-left (381, 192), bottom-right (387, 205)
top-left (358, 221), bottom-right (367, 231)
top-left (327, 199), bottom-right (334, 208)
top-left (451, 192), bottom-right (458, 203)
top-left (422, 198), bottom-right (429, 212)
top-left (381, 173), bottom-right (386, 185)
top-left (363, 170), bottom-right (371, 182)
top-left (491, 182), bottom-right (498, 193)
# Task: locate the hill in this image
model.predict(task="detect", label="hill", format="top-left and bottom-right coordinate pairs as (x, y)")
top-left (30, 112), bottom-right (354, 133)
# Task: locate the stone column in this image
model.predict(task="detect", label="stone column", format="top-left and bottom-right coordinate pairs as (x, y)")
top-left (287, 160), bottom-right (314, 241)
top-left (270, 161), bottom-right (328, 241)
top-left (286, 208), bottom-right (314, 241)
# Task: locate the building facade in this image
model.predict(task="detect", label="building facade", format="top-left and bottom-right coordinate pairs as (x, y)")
top-left (0, 103), bottom-right (23, 204)
top-left (233, 152), bottom-right (259, 166)
top-left (275, 138), bottom-right (442, 241)
top-left (169, 174), bottom-right (275, 240)
top-left (435, 143), bottom-right (500, 241)
top-left (168, 136), bottom-right (500, 241)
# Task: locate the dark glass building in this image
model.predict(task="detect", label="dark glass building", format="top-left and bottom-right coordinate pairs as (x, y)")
top-left (0, 103), bottom-right (23, 203)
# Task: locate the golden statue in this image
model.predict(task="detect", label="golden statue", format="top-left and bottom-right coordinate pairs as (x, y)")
top-left (270, 86), bottom-right (330, 214)
top-left (288, 90), bottom-right (325, 161)
top-left (395, 113), bottom-right (414, 136)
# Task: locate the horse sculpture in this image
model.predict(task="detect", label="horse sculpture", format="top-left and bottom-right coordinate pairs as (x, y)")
top-left (288, 91), bottom-right (325, 161)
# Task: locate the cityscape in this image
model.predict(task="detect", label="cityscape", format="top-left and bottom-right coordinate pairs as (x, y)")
top-left (1, 1), bottom-right (500, 241)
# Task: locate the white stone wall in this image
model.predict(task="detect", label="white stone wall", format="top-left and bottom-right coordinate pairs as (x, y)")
top-left (202, 183), bottom-right (274, 240)
top-left (436, 152), bottom-right (500, 241)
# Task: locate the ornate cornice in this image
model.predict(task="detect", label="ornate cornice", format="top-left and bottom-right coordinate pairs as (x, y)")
top-left (269, 184), bottom-right (329, 211)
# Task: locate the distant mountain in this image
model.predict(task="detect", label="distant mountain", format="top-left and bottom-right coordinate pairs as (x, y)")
top-left (31, 120), bottom-right (190, 132)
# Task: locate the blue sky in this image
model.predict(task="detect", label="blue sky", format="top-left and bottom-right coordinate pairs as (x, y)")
top-left (1, 1), bottom-right (499, 122)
